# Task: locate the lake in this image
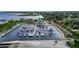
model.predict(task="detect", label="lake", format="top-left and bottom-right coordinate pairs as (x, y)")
top-left (0, 12), bottom-right (43, 20)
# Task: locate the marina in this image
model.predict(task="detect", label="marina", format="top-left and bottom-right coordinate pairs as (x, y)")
top-left (0, 23), bottom-right (63, 42)
top-left (0, 12), bottom-right (65, 46)
top-left (0, 12), bottom-right (68, 48)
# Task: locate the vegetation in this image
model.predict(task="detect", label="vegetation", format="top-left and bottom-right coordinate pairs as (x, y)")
top-left (69, 40), bottom-right (79, 48)
top-left (39, 11), bottom-right (79, 48)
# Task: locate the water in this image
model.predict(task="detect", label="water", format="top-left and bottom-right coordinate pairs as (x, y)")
top-left (0, 24), bottom-right (62, 42)
top-left (0, 12), bottom-right (43, 20)
top-left (0, 12), bottom-right (18, 20)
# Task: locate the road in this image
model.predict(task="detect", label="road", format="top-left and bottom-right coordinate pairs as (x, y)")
top-left (1, 40), bottom-right (69, 48)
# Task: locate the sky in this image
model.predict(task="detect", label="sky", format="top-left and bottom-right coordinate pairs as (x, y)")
top-left (0, 0), bottom-right (79, 11)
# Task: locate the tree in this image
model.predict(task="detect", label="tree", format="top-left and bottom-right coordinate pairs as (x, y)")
top-left (72, 18), bottom-right (79, 29)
